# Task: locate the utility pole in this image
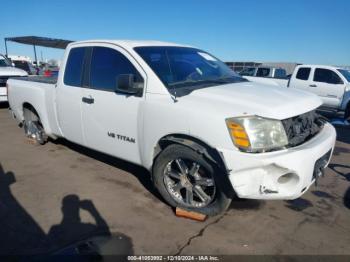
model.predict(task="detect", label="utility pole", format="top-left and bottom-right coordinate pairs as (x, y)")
top-left (33, 45), bottom-right (38, 66)
top-left (4, 38), bottom-right (8, 57)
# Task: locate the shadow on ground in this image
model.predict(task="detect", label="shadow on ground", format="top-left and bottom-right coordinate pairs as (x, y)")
top-left (51, 138), bottom-right (164, 203)
top-left (335, 127), bottom-right (350, 144)
top-left (328, 161), bottom-right (350, 211)
top-left (52, 138), bottom-right (271, 214)
top-left (285, 198), bottom-right (313, 212)
top-left (0, 102), bottom-right (9, 109)
top-left (0, 163), bottom-right (133, 256)
top-left (229, 199), bottom-right (264, 211)
top-left (344, 187), bottom-right (350, 210)
top-left (328, 163), bottom-right (350, 181)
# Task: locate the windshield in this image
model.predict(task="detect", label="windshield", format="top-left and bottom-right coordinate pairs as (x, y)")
top-left (0, 55), bottom-right (12, 67)
top-left (134, 46), bottom-right (245, 89)
top-left (337, 69), bottom-right (350, 82)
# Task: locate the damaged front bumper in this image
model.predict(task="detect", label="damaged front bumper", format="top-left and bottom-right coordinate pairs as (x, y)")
top-left (219, 123), bottom-right (336, 200)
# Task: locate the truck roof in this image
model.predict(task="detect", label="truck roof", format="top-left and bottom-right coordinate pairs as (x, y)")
top-left (68, 40), bottom-right (193, 49)
top-left (297, 64), bottom-right (345, 70)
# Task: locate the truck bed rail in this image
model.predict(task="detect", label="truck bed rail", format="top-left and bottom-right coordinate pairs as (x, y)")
top-left (12, 76), bottom-right (57, 85)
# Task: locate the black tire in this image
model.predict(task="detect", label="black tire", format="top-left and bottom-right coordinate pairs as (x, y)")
top-left (153, 144), bottom-right (232, 216)
top-left (345, 103), bottom-right (350, 121)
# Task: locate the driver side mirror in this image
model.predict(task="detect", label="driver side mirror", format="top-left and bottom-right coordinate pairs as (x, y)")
top-left (115, 74), bottom-right (142, 95)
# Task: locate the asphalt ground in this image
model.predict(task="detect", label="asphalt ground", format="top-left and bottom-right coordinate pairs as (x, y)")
top-left (0, 103), bottom-right (349, 256)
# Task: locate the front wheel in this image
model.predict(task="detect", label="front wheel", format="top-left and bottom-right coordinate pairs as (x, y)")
top-left (153, 144), bottom-right (231, 216)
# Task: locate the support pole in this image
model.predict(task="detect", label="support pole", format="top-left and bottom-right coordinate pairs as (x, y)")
top-left (4, 39), bottom-right (8, 57)
top-left (33, 45), bottom-right (38, 66)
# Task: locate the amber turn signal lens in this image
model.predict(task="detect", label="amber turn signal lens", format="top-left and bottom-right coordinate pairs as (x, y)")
top-left (226, 121), bottom-right (250, 148)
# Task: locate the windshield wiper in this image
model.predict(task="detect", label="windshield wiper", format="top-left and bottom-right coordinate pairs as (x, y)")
top-left (168, 78), bottom-right (233, 89)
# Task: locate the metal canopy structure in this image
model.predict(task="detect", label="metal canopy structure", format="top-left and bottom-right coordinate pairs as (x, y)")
top-left (4, 36), bottom-right (73, 65)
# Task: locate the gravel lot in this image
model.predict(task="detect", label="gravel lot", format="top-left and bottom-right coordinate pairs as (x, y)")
top-left (0, 104), bottom-right (349, 256)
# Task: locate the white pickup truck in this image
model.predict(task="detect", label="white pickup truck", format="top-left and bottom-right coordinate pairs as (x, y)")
top-left (289, 65), bottom-right (350, 120)
top-left (7, 40), bottom-right (336, 216)
top-left (0, 54), bottom-right (28, 102)
top-left (246, 65), bottom-right (350, 120)
top-left (240, 66), bottom-right (287, 79)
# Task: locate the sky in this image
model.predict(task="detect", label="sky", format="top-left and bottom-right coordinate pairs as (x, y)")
top-left (1, 0), bottom-right (349, 65)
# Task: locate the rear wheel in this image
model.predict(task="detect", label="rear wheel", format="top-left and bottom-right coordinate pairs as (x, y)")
top-left (153, 144), bottom-right (231, 216)
top-left (23, 108), bottom-right (47, 145)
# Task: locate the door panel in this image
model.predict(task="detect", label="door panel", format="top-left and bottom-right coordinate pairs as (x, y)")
top-left (311, 68), bottom-right (345, 108)
top-left (292, 67), bottom-right (312, 93)
top-left (81, 45), bottom-right (145, 164)
top-left (82, 90), bottom-right (143, 163)
top-left (56, 47), bottom-right (86, 145)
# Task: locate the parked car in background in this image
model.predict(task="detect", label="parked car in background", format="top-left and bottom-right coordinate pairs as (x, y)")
top-left (12, 60), bottom-right (37, 75)
top-left (289, 65), bottom-right (350, 120)
top-left (43, 65), bottom-right (59, 77)
top-left (245, 65), bottom-right (350, 120)
top-left (0, 54), bottom-right (28, 103)
top-left (240, 66), bottom-right (289, 87)
top-left (7, 40), bottom-right (336, 216)
top-left (240, 66), bottom-right (287, 79)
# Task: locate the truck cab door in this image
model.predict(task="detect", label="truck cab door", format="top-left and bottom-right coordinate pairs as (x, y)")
top-left (310, 68), bottom-right (345, 108)
top-left (290, 67), bottom-right (312, 92)
top-left (56, 47), bottom-right (87, 145)
top-left (81, 45), bottom-right (146, 164)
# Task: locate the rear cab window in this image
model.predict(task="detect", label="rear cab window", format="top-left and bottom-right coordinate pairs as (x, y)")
top-left (64, 47), bottom-right (86, 87)
top-left (296, 67), bottom-right (311, 80)
top-left (313, 68), bottom-right (343, 84)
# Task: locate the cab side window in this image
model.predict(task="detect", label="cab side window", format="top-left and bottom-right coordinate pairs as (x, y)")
top-left (274, 69), bottom-right (286, 79)
top-left (240, 67), bottom-right (256, 76)
top-left (64, 47), bottom-right (86, 87)
top-left (89, 47), bottom-right (143, 92)
top-left (314, 68), bottom-right (343, 84)
top-left (256, 68), bottom-right (270, 77)
top-left (296, 67), bottom-right (311, 80)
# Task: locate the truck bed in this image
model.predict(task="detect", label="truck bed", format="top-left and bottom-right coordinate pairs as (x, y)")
top-left (13, 75), bottom-right (58, 85)
top-left (7, 77), bottom-right (61, 137)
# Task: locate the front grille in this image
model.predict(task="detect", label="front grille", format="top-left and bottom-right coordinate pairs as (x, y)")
top-left (282, 110), bottom-right (325, 147)
top-left (0, 77), bottom-right (9, 87)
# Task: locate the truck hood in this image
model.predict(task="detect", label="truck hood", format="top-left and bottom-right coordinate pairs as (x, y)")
top-left (181, 81), bottom-right (322, 120)
top-left (0, 66), bottom-right (28, 77)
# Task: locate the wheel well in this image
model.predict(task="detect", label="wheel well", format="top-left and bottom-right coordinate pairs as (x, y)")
top-left (153, 134), bottom-right (235, 198)
top-left (154, 134), bottom-right (228, 173)
top-left (23, 102), bottom-right (40, 122)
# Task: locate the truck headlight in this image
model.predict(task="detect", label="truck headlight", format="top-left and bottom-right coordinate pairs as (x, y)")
top-left (226, 116), bottom-right (288, 153)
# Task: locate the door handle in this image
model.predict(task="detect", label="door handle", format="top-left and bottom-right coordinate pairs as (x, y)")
top-left (309, 84), bottom-right (317, 87)
top-left (82, 96), bottom-right (94, 104)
